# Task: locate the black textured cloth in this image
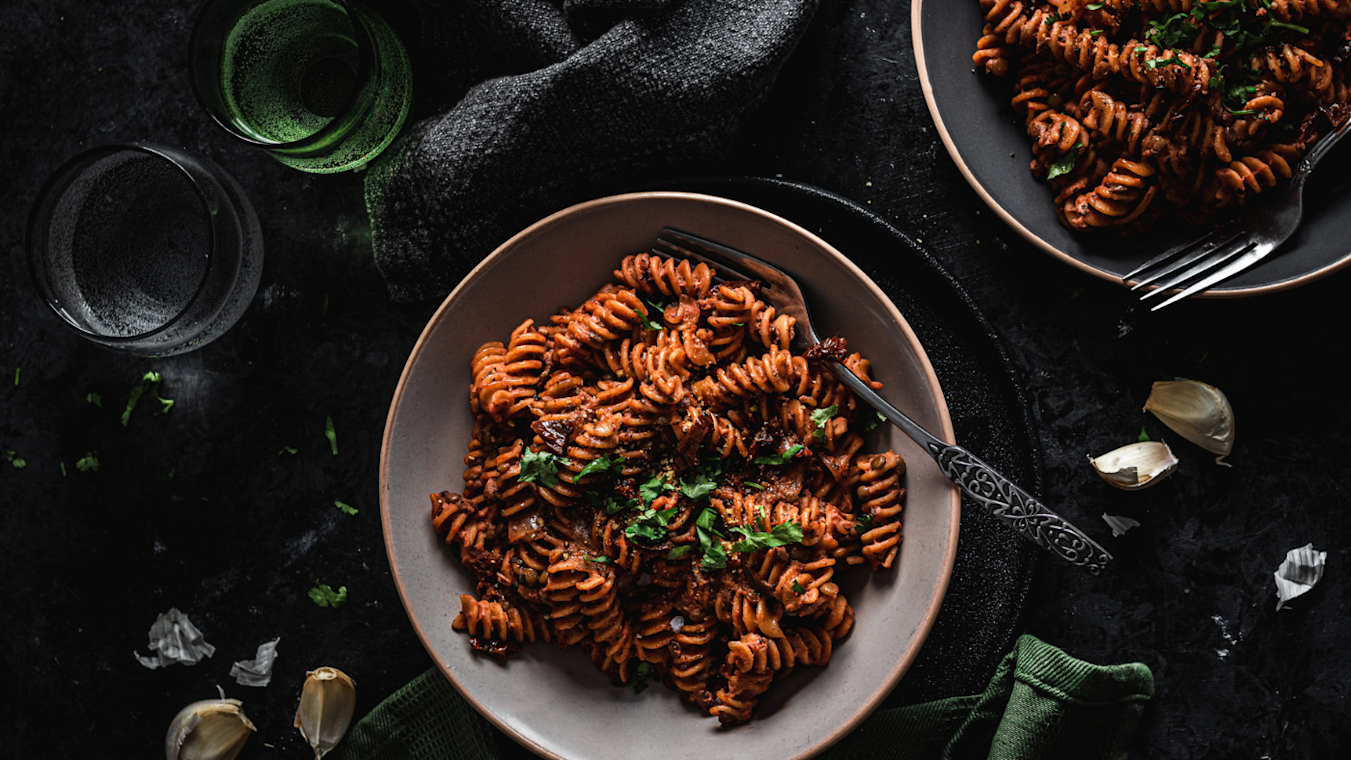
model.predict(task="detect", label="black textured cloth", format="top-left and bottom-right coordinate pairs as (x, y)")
top-left (364, 0), bottom-right (820, 301)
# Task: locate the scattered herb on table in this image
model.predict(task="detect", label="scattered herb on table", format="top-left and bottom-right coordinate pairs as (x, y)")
top-left (308, 582), bottom-right (348, 608)
top-left (75, 451), bottom-right (100, 473)
top-left (122, 372), bottom-right (173, 426)
top-left (86, 393), bottom-right (101, 407)
top-left (3, 451), bottom-right (25, 469)
top-left (324, 415), bottom-right (338, 455)
top-left (279, 446), bottom-right (298, 455)
top-left (1138, 428), bottom-right (1151, 442)
top-left (60, 462), bottom-right (67, 477)
top-left (335, 500), bottom-right (358, 516)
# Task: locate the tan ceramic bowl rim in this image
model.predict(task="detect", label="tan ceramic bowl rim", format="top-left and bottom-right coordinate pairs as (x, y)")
top-left (910, 0), bottom-right (1351, 298)
top-left (380, 191), bottom-right (961, 759)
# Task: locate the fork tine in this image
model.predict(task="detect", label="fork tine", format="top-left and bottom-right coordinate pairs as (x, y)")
top-left (1121, 217), bottom-right (1236, 282)
top-left (659, 228), bottom-right (783, 282)
top-left (1139, 238), bottom-right (1255, 301)
top-left (1150, 243), bottom-right (1275, 311)
top-left (1128, 229), bottom-right (1245, 291)
top-left (655, 237), bottom-right (750, 283)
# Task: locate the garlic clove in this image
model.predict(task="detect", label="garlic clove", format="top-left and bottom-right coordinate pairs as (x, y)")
top-left (1144, 380), bottom-right (1234, 464)
top-left (295, 667), bottom-right (357, 759)
top-left (1088, 441), bottom-right (1179, 490)
top-left (166, 699), bottom-right (255, 760)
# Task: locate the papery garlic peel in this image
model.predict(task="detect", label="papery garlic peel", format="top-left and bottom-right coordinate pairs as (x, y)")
top-left (166, 699), bottom-right (255, 760)
top-left (1088, 441), bottom-right (1179, 490)
top-left (295, 667), bottom-right (357, 759)
top-left (1144, 380), bottom-right (1234, 464)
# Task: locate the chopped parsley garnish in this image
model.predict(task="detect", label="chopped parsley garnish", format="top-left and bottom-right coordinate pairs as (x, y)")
top-left (692, 507), bottom-right (729, 570)
top-left (1086, 1), bottom-right (1104, 8)
top-left (791, 580), bottom-right (806, 594)
top-left (667, 545), bottom-right (696, 559)
top-left (754, 444), bottom-right (804, 466)
top-left (3, 451), bottom-right (25, 469)
top-left (637, 305), bottom-right (664, 332)
top-left (86, 393), bottom-right (101, 407)
top-left (518, 449), bottom-right (569, 488)
top-left (810, 404), bottom-right (838, 440)
top-left (625, 503), bottom-right (678, 542)
top-left (324, 415), bottom-right (338, 455)
top-left (629, 661), bottom-right (657, 694)
top-left (745, 481), bottom-right (765, 490)
top-left (308, 582), bottom-right (348, 608)
top-left (638, 473), bottom-right (676, 505)
top-left (586, 555), bottom-right (611, 564)
top-left (279, 446), bottom-right (298, 455)
top-left (855, 514), bottom-right (873, 533)
top-left (679, 470), bottom-right (719, 501)
top-left (577, 454), bottom-right (622, 481)
top-left (75, 451), bottom-right (99, 473)
top-left (335, 500), bottom-right (358, 515)
top-left (858, 410), bottom-right (887, 433)
top-left (60, 462), bottom-right (67, 477)
top-left (1046, 145), bottom-right (1081, 181)
top-left (730, 521), bottom-right (804, 553)
top-left (122, 372), bottom-right (172, 426)
top-left (1146, 56), bottom-right (1191, 71)
top-left (591, 491), bottom-right (636, 516)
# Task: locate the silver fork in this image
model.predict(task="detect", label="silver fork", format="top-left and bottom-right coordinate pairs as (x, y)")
top-left (655, 228), bottom-right (1113, 575)
top-left (1124, 116), bottom-right (1351, 310)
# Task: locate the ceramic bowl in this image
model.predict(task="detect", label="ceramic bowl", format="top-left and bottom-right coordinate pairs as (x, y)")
top-left (912, 0), bottom-right (1351, 296)
top-left (380, 191), bottom-right (960, 760)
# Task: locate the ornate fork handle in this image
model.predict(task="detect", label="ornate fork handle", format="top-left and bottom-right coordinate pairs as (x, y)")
top-left (829, 360), bottom-right (1112, 575)
top-left (928, 441), bottom-right (1111, 575)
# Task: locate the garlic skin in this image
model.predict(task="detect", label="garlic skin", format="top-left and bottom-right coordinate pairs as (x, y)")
top-left (166, 699), bottom-right (255, 760)
top-left (295, 667), bottom-right (357, 759)
top-left (1089, 441), bottom-right (1179, 490)
top-left (1144, 380), bottom-right (1234, 464)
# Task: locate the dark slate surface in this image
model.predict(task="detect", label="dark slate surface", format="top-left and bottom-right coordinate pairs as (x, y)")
top-left (3, 1), bottom-right (1351, 758)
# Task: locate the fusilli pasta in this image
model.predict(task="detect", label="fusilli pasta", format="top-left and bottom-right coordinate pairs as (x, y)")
top-left (974, 0), bottom-right (1351, 230)
top-left (432, 252), bottom-right (906, 725)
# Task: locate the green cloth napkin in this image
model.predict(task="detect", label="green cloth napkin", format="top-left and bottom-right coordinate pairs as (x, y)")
top-left (330, 635), bottom-right (1153, 760)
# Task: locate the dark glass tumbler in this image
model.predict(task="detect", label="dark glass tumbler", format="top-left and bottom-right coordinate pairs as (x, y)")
top-left (189, 0), bottom-right (413, 173)
top-left (27, 143), bottom-right (264, 356)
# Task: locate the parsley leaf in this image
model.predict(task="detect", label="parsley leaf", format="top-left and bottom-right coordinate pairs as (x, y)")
top-left (754, 444), bottom-right (804, 466)
top-left (1086, 1), bottom-right (1104, 8)
top-left (792, 580), bottom-right (806, 594)
top-left (75, 451), bottom-right (99, 473)
top-left (1046, 145), bottom-right (1081, 181)
top-left (810, 404), bottom-right (838, 440)
top-left (335, 500), bottom-right (358, 516)
top-left (1138, 428), bottom-right (1151, 442)
top-left (667, 545), bottom-right (697, 559)
top-left (858, 410), bottom-right (886, 433)
top-left (308, 582), bottom-right (348, 608)
top-left (625, 504), bottom-right (678, 542)
top-left (730, 521), bottom-right (804, 553)
top-left (279, 446), bottom-right (298, 455)
top-left (694, 508), bottom-right (729, 570)
top-left (745, 481), bottom-right (765, 490)
top-left (577, 454), bottom-right (623, 481)
top-left (86, 393), bottom-right (101, 408)
top-left (591, 491), bottom-right (636, 516)
top-left (586, 555), bottom-right (611, 564)
top-left (122, 371), bottom-right (169, 426)
top-left (3, 451), bottom-right (25, 469)
top-left (638, 473), bottom-right (675, 505)
top-left (855, 514), bottom-right (874, 533)
top-left (680, 470), bottom-right (719, 501)
top-left (519, 449), bottom-right (568, 488)
top-left (637, 305), bottom-right (664, 332)
top-left (629, 661), bottom-right (657, 694)
top-left (324, 415), bottom-right (338, 455)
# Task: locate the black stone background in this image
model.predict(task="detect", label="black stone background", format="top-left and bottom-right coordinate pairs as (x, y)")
top-left (3, 1), bottom-right (1351, 758)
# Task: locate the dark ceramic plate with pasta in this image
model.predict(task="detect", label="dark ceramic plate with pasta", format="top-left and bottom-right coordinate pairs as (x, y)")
top-left (380, 192), bottom-right (961, 760)
top-left (914, 0), bottom-right (1351, 296)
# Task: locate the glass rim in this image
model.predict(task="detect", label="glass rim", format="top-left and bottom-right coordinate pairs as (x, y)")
top-left (25, 142), bottom-right (222, 344)
top-left (188, 0), bottom-right (377, 152)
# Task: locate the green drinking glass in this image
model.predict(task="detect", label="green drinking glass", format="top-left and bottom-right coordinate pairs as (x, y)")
top-left (190, 0), bottom-right (412, 173)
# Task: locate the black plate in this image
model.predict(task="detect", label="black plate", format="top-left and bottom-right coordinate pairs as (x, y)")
top-left (913, 0), bottom-right (1351, 295)
top-left (634, 176), bottom-right (1041, 703)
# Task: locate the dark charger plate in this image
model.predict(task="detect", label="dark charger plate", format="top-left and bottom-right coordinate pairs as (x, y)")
top-left (913, 0), bottom-right (1351, 296)
top-left (640, 176), bottom-right (1041, 703)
